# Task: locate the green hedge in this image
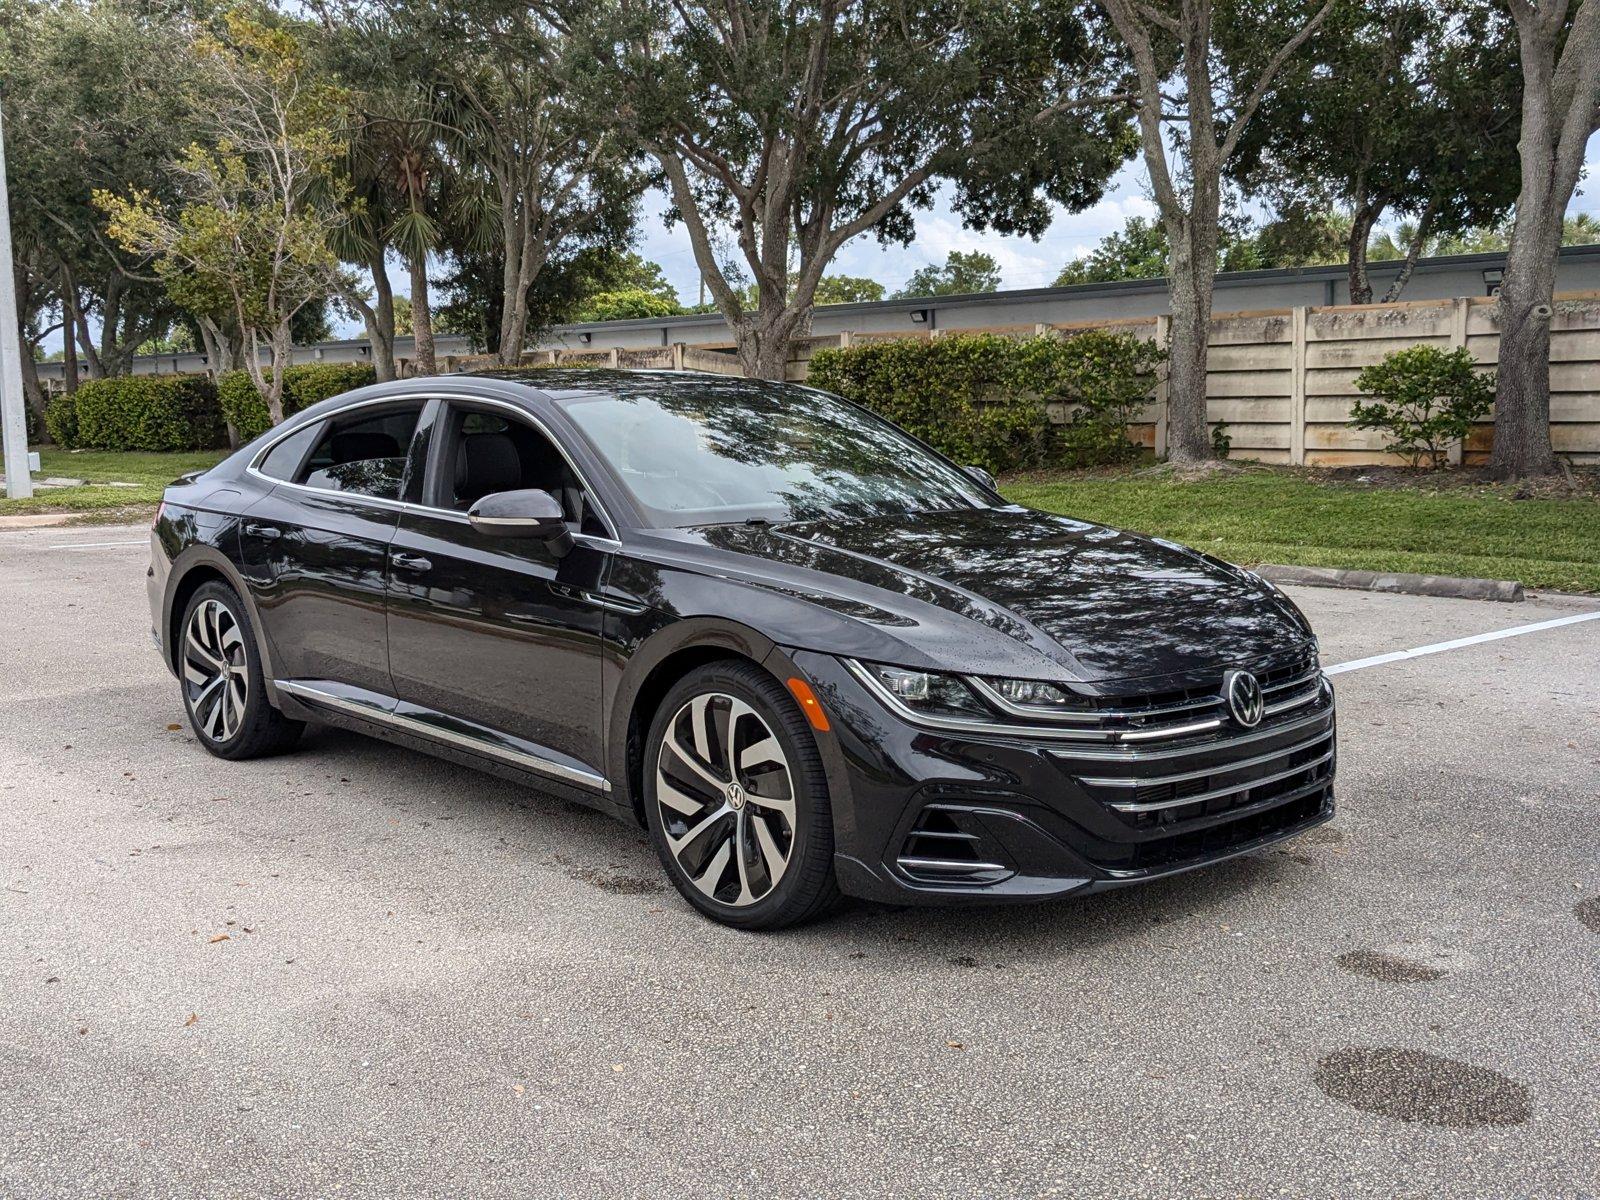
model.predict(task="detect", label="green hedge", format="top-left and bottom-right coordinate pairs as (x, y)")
top-left (219, 362), bottom-right (378, 441)
top-left (806, 330), bottom-right (1165, 474)
top-left (44, 390), bottom-right (78, 447)
top-left (64, 374), bottom-right (226, 452)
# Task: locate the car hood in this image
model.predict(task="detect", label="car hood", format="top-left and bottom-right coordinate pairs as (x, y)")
top-left (696, 507), bottom-right (1310, 683)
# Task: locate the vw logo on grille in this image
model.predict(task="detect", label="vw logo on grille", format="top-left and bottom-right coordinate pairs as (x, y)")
top-left (1224, 669), bottom-right (1265, 728)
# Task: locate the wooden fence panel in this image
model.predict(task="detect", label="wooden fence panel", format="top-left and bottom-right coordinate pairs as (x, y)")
top-left (566, 290), bottom-right (1600, 465)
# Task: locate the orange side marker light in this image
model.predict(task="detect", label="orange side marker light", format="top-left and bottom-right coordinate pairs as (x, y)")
top-left (786, 677), bottom-right (831, 732)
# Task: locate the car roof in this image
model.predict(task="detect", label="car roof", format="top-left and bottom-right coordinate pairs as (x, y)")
top-left (463, 367), bottom-right (800, 403)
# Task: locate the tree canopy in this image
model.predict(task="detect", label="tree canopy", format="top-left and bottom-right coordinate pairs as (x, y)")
top-left (595, 0), bottom-right (1137, 376)
top-left (895, 251), bottom-right (1004, 298)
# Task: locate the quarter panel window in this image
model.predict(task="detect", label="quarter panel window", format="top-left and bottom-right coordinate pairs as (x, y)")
top-left (296, 405), bottom-right (423, 501)
top-left (257, 422), bottom-right (322, 481)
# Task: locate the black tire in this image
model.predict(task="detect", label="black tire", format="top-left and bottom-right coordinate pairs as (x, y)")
top-left (643, 660), bottom-right (840, 930)
top-left (178, 581), bottom-right (303, 760)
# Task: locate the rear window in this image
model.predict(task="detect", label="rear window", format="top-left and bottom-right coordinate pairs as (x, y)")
top-left (296, 406), bottom-right (422, 501)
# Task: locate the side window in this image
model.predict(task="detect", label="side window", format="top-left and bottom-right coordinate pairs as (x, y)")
top-left (257, 422), bottom-right (322, 481)
top-left (440, 406), bottom-right (606, 534)
top-left (297, 405), bottom-right (423, 501)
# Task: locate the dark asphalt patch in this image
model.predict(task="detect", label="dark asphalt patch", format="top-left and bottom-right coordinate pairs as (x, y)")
top-left (1302, 825), bottom-right (1345, 846)
top-left (565, 866), bottom-right (665, 895)
top-left (1576, 896), bottom-right (1600, 934)
top-left (1314, 1047), bottom-right (1530, 1128)
top-left (1336, 949), bottom-right (1446, 983)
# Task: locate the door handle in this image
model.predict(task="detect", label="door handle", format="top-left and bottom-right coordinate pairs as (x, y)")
top-left (390, 552), bottom-right (433, 573)
top-left (243, 522), bottom-right (282, 541)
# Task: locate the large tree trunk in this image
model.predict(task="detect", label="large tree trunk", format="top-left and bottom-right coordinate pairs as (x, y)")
top-left (60, 277), bottom-right (80, 400)
top-left (1491, 1), bottom-right (1600, 479)
top-left (1164, 204), bottom-right (1220, 464)
top-left (1491, 208), bottom-right (1561, 478)
top-left (409, 254), bottom-right (436, 376)
top-left (17, 336), bottom-right (48, 440)
top-left (369, 255), bottom-right (397, 381)
top-left (340, 255), bottom-right (398, 381)
top-left (1346, 199), bottom-right (1382, 305)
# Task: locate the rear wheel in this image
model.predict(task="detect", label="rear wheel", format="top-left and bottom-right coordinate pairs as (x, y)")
top-left (179, 581), bottom-right (302, 760)
top-left (644, 661), bottom-right (839, 930)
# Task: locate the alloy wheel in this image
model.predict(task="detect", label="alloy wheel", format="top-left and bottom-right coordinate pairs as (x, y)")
top-left (655, 692), bottom-right (796, 907)
top-left (183, 597), bottom-right (249, 743)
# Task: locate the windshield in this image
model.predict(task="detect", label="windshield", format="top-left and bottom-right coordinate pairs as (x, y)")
top-left (559, 379), bottom-right (991, 527)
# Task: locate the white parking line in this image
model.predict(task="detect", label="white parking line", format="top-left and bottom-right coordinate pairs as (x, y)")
top-left (45, 540), bottom-right (148, 550)
top-left (1325, 609), bottom-right (1600, 676)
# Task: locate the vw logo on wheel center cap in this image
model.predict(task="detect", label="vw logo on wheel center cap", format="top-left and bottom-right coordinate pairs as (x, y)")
top-left (725, 781), bottom-right (746, 809)
top-left (1223, 669), bottom-right (1265, 728)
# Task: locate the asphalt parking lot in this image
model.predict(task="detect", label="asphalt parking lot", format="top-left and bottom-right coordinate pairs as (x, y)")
top-left (1, 523), bottom-right (1597, 1199)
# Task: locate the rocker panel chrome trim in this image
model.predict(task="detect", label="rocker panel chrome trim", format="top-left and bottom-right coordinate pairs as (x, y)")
top-left (274, 679), bottom-right (610, 792)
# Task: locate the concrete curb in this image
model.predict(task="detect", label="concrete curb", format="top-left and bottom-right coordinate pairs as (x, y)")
top-left (1258, 563), bottom-right (1525, 603)
top-left (0, 512), bottom-right (80, 530)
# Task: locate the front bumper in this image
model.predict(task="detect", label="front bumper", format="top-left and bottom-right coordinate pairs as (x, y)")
top-left (794, 651), bottom-right (1336, 906)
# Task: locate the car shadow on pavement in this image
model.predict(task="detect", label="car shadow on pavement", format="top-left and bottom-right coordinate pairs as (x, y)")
top-left (296, 723), bottom-right (1310, 959)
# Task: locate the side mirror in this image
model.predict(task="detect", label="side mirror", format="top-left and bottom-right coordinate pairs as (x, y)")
top-left (965, 465), bottom-right (997, 492)
top-left (467, 488), bottom-right (574, 557)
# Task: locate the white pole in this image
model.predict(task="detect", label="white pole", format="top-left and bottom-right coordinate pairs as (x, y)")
top-left (0, 104), bottom-right (35, 500)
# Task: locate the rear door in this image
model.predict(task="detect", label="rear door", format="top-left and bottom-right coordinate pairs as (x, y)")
top-left (383, 400), bottom-right (613, 786)
top-left (239, 399), bottom-right (432, 704)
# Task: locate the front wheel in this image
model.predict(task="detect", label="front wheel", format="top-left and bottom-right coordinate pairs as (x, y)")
top-left (643, 661), bottom-right (840, 930)
top-left (178, 581), bottom-right (302, 760)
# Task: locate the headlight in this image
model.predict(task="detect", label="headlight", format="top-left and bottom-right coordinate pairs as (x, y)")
top-left (986, 677), bottom-right (1077, 709)
top-left (852, 661), bottom-right (1089, 722)
top-left (854, 662), bottom-right (990, 718)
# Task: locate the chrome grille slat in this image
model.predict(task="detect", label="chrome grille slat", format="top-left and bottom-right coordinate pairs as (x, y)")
top-left (1076, 725), bottom-right (1336, 789)
top-left (1047, 703), bottom-right (1332, 763)
top-left (1263, 666), bottom-right (1321, 695)
top-left (1105, 749), bottom-right (1335, 813)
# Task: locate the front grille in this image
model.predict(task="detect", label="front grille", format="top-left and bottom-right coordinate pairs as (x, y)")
top-left (1123, 791), bottom-right (1328, 871)
top-left (982, 645), bottom-right (1325, 743)
top-left (1077, 723), bottom-right (1335, 828)
top-left (1049, 652), bottom-right (1336, 870)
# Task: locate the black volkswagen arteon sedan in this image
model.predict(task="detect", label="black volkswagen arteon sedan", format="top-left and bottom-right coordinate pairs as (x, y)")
top-left (149, 370), bottom-right (1335, 929)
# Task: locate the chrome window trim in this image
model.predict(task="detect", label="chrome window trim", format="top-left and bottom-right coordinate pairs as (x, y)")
top-left (275, 679), bottom-right (610, 792)
top-left (245, 392), bottom-right (621, 542)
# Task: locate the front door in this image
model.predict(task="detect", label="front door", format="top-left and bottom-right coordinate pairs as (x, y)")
top-left (383, 402), bottom-right (611, 784)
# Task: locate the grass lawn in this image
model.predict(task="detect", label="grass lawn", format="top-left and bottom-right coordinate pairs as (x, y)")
top-left (0, 447), bottom-right (231, 519)
top-left (1005, 465), bottom-right (1600, 594)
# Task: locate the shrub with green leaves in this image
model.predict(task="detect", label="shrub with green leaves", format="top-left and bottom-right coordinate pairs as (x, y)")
top-left (219, 362), bottom-right (378, 441)
top-left (69, 374), bottom-right (226, 452)
top-left (806, 329), bottom-right (1164, 474)
top-left (1017, 329), bottom-right (1166, 468)
top-left (44, 391), bottom-right (78, 447)
top-left (1351, 346), bottom-right (1494, 469)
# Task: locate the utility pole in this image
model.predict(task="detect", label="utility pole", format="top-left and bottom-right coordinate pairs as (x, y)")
top-left (0, 103), bottom-right (34, 499)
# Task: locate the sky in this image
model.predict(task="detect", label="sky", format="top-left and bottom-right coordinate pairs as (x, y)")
top-left (629, 162), bottom-right (1163, 305)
